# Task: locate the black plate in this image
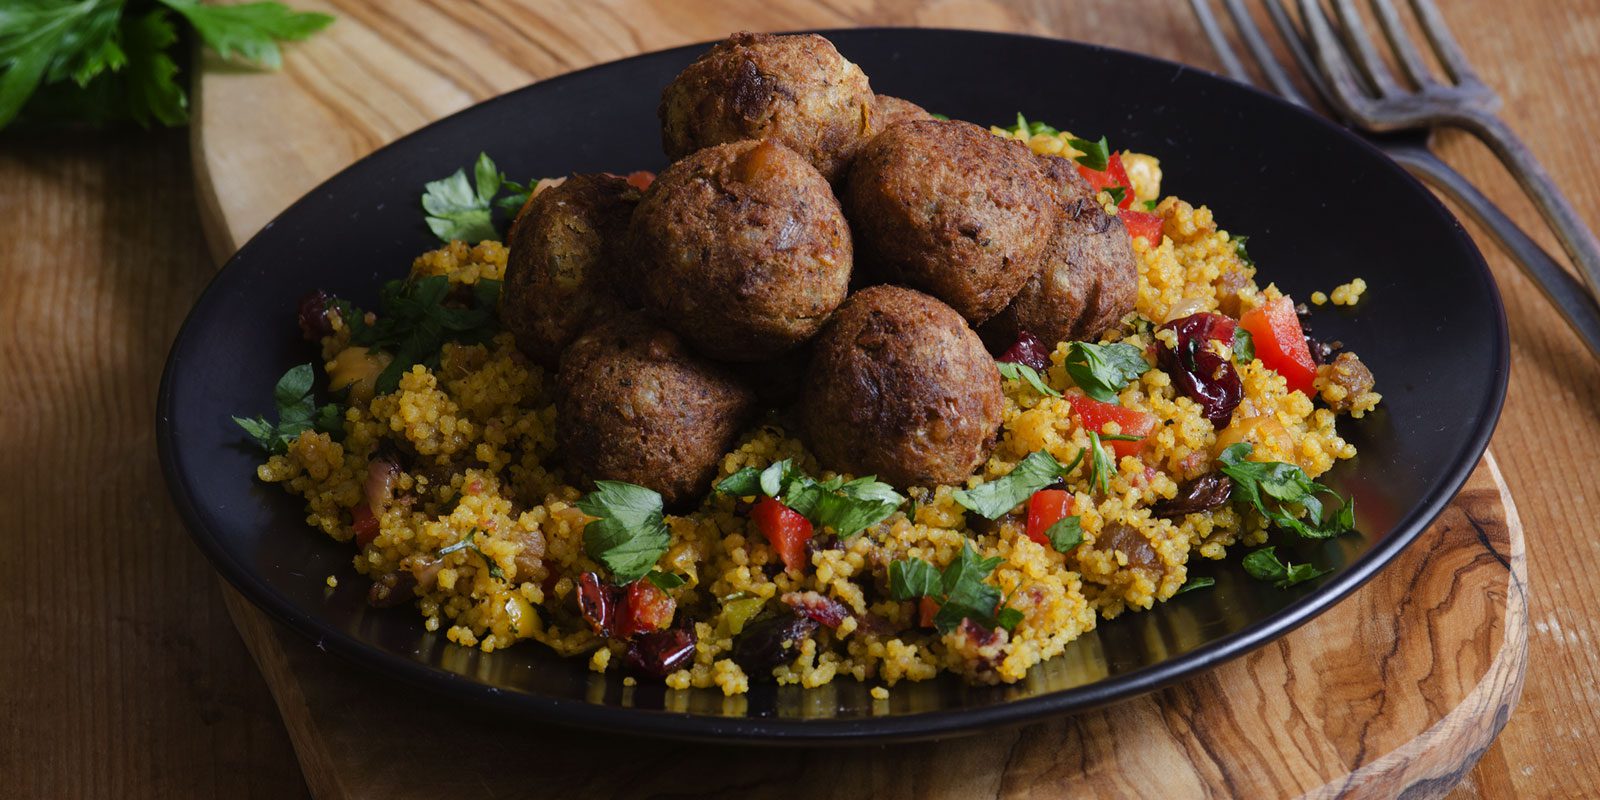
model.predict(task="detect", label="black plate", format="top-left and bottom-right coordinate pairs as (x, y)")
top-left (158, 28), bottom-right (1507, 743)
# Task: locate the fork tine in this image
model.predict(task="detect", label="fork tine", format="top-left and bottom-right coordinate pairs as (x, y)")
top-left (1330, 0), bottom-right (1403, 95)
top-left (1220, 0), bottom-right (1310, 105)
top-left (1299, 0), bottom-right (1380, 120)
top-left (1368, 0), bottom-right (1437, 87)
top-left (1262, 0), bottom-right (1337, 104)
top-left (1407, 0), bottom-right (1483, 86)
top-left (1188, 0), bottom-right (1256, 86)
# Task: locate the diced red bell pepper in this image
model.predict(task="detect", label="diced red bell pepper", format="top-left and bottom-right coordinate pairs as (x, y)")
top-left (351, 503), bottom-right (379, 549)
top-left (1025, 489), bottom-right (1075, 546)
top-left (918, 596), bottom-right (940, 629)
top-left (753, 496), bottom-right (813, 573)
top-left (620, 579), bottom-right (676, 639)
top-left (1121, 209), bottom-right (1164, 243)
top-left (625, 171), bottom-right (655, 191)
top-left (1066, 394), bottom-right (1158, 458)
top-left (1239, 296), bottom-right (1318, 395)
top-left (1077, 152), bottom-right (1135, 209)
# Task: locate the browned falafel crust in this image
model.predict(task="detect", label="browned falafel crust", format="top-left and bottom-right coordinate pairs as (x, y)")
top-left (501, 174), bottom-right (639, 366)
top-left (844, 119), bottom-right (1054, 325)
top-left (630, 139), bottom-right (853, 362)
top-left (802, 285), bottom-right (1003, 488)
top-left (556, 312), bottom-right (755, 508)
top-left (982, 156), bottom-right (1138, 347)
top-left (658, 31), bottom-right (875, 181)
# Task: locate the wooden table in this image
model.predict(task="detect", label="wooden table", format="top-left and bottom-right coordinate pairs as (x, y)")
top-left (3, 1), bottom-right (1598, 797)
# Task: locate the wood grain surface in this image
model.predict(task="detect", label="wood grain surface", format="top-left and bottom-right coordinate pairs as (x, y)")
top-left (223, 457), bottom-right (1527, 800)
top-left (2, 0), bottom-right (1594, 797)
top-left (191, 0), bottom-right (1586, 797)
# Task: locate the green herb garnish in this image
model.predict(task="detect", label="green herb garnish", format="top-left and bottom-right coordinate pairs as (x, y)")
top-left (438, 528), bottom-right (505, 581)
top-left (1142, 199), bottom-right (1160, 211)
top-left (232, 363), bottom-right (341, 454)
top-left (1105, 186), bottom-right (1127, 206)
top-left (1087, 431), bottom-right (1115, 496)
top-left (1232, 327), bottom-right (1256, 364)
top-left (1233, 234), bottom-right (1254, 267)
top-left (996, 606), bottom-right (1024, 632)
top-left (421, 152), bottom-right (535, 243)
top-left (928, 112), bottom-right (949, 121)
top-left (576, 481), bottom-right (671, 583)
top-left (1043, 514), bottom-right (1083, 554)
top-left (952, 450), bottom-right (1068, 520)
top-left (1067, 135), bottom-right (1110, 172)
top-left (1242, 546), bottom-right (1329, 588)
top-left (0, 0), bottom-right (332, 131)
top-left (644, 570), bottom-right (685, 590)
top-left (889, 542), bottom-right (1015, 633)
top-left (347, 274), bottom-right (501, 395)
top-left (1174, 575), bottom-right (1215, 594)
top-left (1008, 111), bottom-right (1058, 137)
top-left (1063, 341), bottom-right (1148, 403)
top-left (1218, 443), bottom-right (1355, 539)
top-left (996, 360), bottom-right (1060, 397)
top-left (716, 459), bottom-right (904, 539)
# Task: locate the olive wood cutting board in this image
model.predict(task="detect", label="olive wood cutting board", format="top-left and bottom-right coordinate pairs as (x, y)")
top-left (190, 2), bottom-right (1528, 797)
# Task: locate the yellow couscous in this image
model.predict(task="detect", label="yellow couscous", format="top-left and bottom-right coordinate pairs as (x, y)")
top-left (254, 127), bottom-right (1378, 696)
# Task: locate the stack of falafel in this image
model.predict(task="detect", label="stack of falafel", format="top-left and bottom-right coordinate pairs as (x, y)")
top-left (499, 32), bottom-right (1139, 507)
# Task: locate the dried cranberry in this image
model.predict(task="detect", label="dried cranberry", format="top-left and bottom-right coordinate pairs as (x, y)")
top-left (624, 626), bottom-right (697, 677)
top-left (1156, 313), bottom-right (1242, 429)
top-left (1151, 473), bottom-right (1233, 518)
top-left (297, 290), bottom-right (336, 341)
top-left (732, 611), bottom-right (818, 673)
top-left (576, 572), bottom-right (623, 637)
top-left (998, 331), bottom-right (1051, 372)
top-left (781, 591), bottom-right (849, 628)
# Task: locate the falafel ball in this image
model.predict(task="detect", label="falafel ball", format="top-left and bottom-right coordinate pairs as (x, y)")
top-left (501, 174), bottom-right (639, 366)
top-left (556, 312), bottom-right (755, 508)
top-left (871, 94), bottom-right (933, 131)
top-left (659, 32), bottom-right (875, 181)
top-left (629, 139), bottom-right (853, 362)
top-left (844, 119), bottom-right (1055, 325)
top-left (802, 285), bottom-right (1003, 487)
top-left (982, 156), bottom-right (1138, 348)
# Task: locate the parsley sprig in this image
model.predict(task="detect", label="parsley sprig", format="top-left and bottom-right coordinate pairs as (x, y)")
top-left (1063, 341), bottom-right (1148, 402)
top-left (889, 542), bottom-right (1020, 633)
top-left (952, 450), bottom-right (1071, 520)
top-left (346, 274), bottom-right (501, 395)
top-left (717, 459), bottom-right (905, 539)
top-left (439, 528), bottom-right (505, 581)
top-left (1006, 111), bottom-right (1059, 138)
top-left (996, 360), bottom-right (1060, 397)
top-left (1242, 546), bottom-right (1329, 588)
top-left (421, 152), bottom-right (536, 244)
top-left (1217, 443), bottom-right (1355, 539)
top-left (0, 0), bottom-right (332, 130)
top-left (232, 363), bottom-right (341, 454)
top-left (576, 481), bottom-right (672, 584)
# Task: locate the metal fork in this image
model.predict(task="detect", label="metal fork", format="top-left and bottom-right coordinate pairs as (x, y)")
top-left (1191, 0), bottom-right (1600, 358)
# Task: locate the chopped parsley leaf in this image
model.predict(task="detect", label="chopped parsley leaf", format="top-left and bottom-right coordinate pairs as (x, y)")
top-left (1087, 431), bottom-right (1115, 496)
top-left (996, 360), bottom-right (1060, 397)
top-left (1218, 443), bottom-right (1355, 539)
top-left (232, 363), bottom-right (341, 454)
top-left (347, 274), bottom-right (501, 395)
top-left (1043, 514), bottom-right (1083, 554)
top-left (717, 460), bottom-right (904, 539)
top-left (1242, 546), bottom-right (1329, 588)
top-left (996, 606), bottom-right (1025, 632)
top-left (952, 450), bottom-right (1069, 520)
top-left (438, 528), bottom-right (505, 581)
top-left (421, 152), bottom-right (534, 243)
top-left (1063, 341), bottom-right (1148, 403)
top-left (889, 542), bottom-right (1014, 633)
top-left (1233, 234), bottom-right (1254, 267)
top-left (576, 481), bottom-right (671, 583)
top-left (1105, 186), bottom-right (1127, 206)
top-left (1142, 199), bottom-right (1160, 211)
top-left (1233, 327), bottom-right (1256, 364)
top-left (1067, 135), bottom-right (1110, 171)
top-left (1174, 576), bottom-right (1215, 594)
top-left (645, 570), bottom-right (686, 590)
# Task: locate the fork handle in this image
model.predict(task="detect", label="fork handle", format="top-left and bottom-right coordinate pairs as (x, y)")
top-left (1384, 139), bottom-right (1600, 359)
top-left (1453, 111), bottom-right (1600, 303)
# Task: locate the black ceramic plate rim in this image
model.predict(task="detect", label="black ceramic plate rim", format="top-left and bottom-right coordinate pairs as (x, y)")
top-left (158, 27), bottom-right (1509, 745)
